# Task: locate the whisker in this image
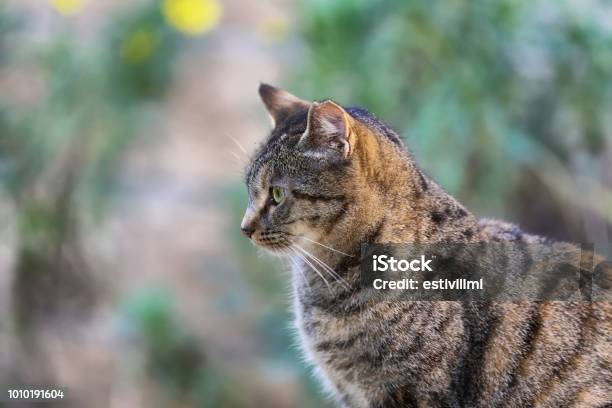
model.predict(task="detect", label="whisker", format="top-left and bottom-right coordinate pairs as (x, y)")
top-left (225, 150), bottom-right (246, 172)
top-left (227, 149), bottom-right (241, 161)
top-left (271, 247), bottom-right (285, 258)
top-left (287, 247), bottom-right (310, 288)
top-left (294, 244), bottom-right (350, 290)
top-left (228, 134), bottom-right (248, 155)
top-left (290, 246), bottom-right (333, 292)
top-left (298, 235), bottom-right (354, 257)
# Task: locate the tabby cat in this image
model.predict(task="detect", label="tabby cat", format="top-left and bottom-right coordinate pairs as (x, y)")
top-left (241, 84), bottom-right (611, 407)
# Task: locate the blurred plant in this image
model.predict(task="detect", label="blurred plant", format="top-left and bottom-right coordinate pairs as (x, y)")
top-left (257, 17), bottom-right (289, 44)
top-left (107, 3), bottom-right (182, 103)
top-left (297, 0), bottom-right (612, 240)
top-left (121, 288), bottom-right (244, 407)
top-left (0, 0), bottom-right (218, 336)
top-left (0, 2), bottom-right (17, 60)
top-left (50, 0), bottom-right (86, 16)
top-left (0, 0), bottom-right (225, 400)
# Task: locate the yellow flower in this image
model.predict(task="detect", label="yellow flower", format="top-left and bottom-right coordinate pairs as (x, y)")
top-left (121, 30), bottom-right (158, 65)
top-left (163, 0), bottom-right (222, 36)
top-left (50, 0), bottom-right (86, 16)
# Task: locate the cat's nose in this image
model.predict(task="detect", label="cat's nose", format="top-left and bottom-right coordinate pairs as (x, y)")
top-left (241, 209), bottom-right (257, 238)
top-left (241, 225), bottom-right (255, 238)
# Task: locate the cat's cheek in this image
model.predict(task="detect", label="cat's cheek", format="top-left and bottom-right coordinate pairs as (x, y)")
top-left (291, 224), bottom-right (323, 245)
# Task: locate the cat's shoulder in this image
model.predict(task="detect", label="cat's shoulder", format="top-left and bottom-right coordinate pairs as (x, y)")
top-left (478, 218), bottom-right (550, 244)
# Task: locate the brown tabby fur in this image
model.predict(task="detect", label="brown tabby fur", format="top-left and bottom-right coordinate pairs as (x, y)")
top-left (242, 84), bottom-right (612, 408)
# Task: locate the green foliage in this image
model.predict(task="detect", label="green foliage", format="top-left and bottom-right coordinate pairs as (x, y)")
top-left (0, 1), bottom-right (191, 337)
top-left (297, 0), bottom-right (612, 220)
top-left (0, 0), bottom-right (216, 396)
top-left (0, 1), bottom-right (185, 216)
top-left (104, 3), bottom-right (182, 103)
top-left (121, 288), bottom-right (244, 407)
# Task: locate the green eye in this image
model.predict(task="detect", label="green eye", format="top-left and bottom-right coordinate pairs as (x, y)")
top-left (271, 186), bottom-right (285, 204)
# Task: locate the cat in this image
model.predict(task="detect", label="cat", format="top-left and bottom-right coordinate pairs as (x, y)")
top-left (241, 83), bottom-right (612, 408)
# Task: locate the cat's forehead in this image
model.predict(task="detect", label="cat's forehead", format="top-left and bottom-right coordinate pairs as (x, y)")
top-left (276, 108), bottom-right (309, 135)
top-left (245, 110), bottom-right (309, 187)
top-left (246, 140), bottom-right (303, 190)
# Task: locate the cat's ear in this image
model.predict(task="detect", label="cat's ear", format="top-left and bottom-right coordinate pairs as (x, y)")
top-left (258, 83), bottom-right (310, 126)
top-left (299, 100), bottom-right (352, 158)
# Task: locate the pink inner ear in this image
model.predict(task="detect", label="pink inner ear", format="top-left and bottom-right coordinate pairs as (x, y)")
top-left (299, 101), bottom-right (352, 157)
top-left (311, 101), bottom-right (347, 138)
top-left (316, 114), bottom-right (345, 137)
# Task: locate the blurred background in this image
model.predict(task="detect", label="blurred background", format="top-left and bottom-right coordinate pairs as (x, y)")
top-left (0, 0), bottom-right (610, 407)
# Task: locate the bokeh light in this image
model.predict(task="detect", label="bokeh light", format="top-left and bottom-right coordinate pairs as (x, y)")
top-left (162, 0), bottom-right (222, 35)
top-left (50, 0), bottom-right (86, 16)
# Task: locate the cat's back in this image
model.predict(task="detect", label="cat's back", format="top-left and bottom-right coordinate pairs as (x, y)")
top-left (473, 219), bottom-right (612, 407)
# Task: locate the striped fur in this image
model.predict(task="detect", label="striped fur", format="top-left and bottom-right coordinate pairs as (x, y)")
top-left (243, 85), bottom-right (612, 407)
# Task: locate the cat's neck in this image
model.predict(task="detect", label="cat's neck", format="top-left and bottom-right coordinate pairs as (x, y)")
top-left (303, 131), bottom-right (480, 262)
top-left (350, 126), bottom-right (480, 243)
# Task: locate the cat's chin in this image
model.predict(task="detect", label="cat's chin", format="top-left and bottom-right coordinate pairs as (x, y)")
top-left (253, 242), bottom-right (293, 257)
top-left (260, 247), bottom-right (292, 257)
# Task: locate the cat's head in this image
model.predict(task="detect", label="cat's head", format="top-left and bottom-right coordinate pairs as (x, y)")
top-left (240, 84), bottom-right (364, 254)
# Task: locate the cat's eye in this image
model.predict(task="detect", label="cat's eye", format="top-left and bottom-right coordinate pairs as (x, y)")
top-left (271, 186), bottom-right (285, 204)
